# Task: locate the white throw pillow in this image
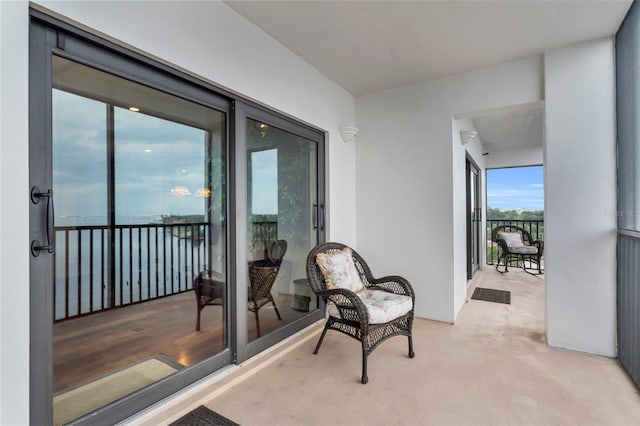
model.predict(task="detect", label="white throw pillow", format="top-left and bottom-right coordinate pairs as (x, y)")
top-left (497, 231), bottom-right (525, 248)
top-left (315, 247), bottom-right (365, 293)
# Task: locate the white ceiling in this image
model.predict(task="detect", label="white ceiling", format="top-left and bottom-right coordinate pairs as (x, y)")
top-left (226, 1), bottom-right (631, 151)
top-left (226, 0), bottom-right (631, 97)
top-left (470, 102), bottom-right (544, 151)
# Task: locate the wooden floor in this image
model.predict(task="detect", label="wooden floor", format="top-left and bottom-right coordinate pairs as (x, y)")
top-left (53, 290), bottom-right (309, 394)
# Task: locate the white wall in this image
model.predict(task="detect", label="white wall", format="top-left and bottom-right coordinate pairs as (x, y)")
top-left (0, 2), bottom-right (30, 425)
top-left (355, 56), bottom-right (544, 322)
top-left (544, 38), bottom-right (617, 357)
top-left (484, 145), bottom-right (543, 169)
top-left (1, 1), bottom-right (356, 423)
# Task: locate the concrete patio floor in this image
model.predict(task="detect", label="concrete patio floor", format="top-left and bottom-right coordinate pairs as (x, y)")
top-left (133, 267), bottom-right (640, 425)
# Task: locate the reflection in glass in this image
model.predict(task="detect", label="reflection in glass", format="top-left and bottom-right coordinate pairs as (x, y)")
top-left (51, 56), bottom-right (226, 424)
top-left (246, 119), bottom-right (319, 341)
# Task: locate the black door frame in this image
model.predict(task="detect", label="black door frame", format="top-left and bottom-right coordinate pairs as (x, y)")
top-left (466, 158), bottom-right (481, 280)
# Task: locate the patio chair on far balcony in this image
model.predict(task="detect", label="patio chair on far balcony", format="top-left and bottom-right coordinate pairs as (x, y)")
top-left (306, 242), bottom-right (415, 384)
top-left (492, 225), bottom-right (544, 274)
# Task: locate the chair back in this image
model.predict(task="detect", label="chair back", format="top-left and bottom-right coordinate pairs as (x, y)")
top-left (267, 240), bottom-right (287, 266)
top-left (492, 225), bottom-right (534, 245)
top-left (306, 242), bottom-right (372, 295)
top-left (248, 240), bottom-right (287, 302)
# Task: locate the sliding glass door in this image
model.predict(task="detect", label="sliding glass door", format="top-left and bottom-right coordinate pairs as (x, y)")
top-left (30, 14), bottom-right (326, 425)
top-left (50, 57), bottom-right (228, 425)
top-left (246, 118), bottom-right (320, 341)
top-left (31, 22), bottom-right (231, 424)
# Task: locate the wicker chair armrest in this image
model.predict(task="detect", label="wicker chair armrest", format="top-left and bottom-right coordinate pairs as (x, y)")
top-left (533, 240), bottom-right (544, 255)
top-left (368, 275), bottom-right (415, 301)
top-left (316, 288), bottom-right (369, 327)
top-left (495, 238), bottom-right (508, 253)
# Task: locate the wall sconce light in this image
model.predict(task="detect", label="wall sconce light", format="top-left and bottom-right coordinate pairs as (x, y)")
top-left (339, 126), bottom-right (359, 143)
top-left (460, 130), bottom-right (478, 145)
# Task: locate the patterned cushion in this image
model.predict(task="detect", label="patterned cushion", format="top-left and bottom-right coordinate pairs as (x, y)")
top-left (509, 246), bottom-right (538, 255)
top-left (327, 289), bottom-right (413, 324)
top-left (497, 231), bottom-right (525, 248)
top-left (315, 247), bottom-right (365, 293)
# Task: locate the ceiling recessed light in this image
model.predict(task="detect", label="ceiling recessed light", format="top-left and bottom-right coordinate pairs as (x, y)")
top-left (129, 106), bottom-right (140, 112)
top-left (144, 149), bottom-right (152, 153)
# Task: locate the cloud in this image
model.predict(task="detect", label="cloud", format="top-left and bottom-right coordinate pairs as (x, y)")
top-left (487, 189), bottom-right (525, 198)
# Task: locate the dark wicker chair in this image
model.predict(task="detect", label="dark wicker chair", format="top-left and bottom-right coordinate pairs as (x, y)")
top-left (492, 225), bottom-right (544, 274)
top-left (248, 240), bottom-right (287, 337)
top-left (306, 242), bottom-right (415, 384)
top-left (194, 270), bottom-right (225, 331)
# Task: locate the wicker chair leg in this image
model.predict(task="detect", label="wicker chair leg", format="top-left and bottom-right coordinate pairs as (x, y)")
top-left (255, 310), bottom-right (261, 337)
top-left (271, 299), bottom-right (282, 320)
top-left (313, 322), bottom-right (330, 355)
top-left (408, 335), bottom-right (415, 358)
top-left (361, 349), bottom-right (368, 384)
top-left (495, 254), bottom-right (507, 274)
top-left (537, 256), bottom-right (542, 274)
top-left (196, 306), bottom-right (201, 332)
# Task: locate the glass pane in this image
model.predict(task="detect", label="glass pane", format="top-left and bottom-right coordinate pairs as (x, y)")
top-left (617, 11), bottom-right (640, 231)
top-left (246, 119), bottom-right (319, 341)
top-left (51, 56), bottom-right (226, 424)
top-left (113, 107), bottom-right (210, 306)
top-left (52, 90), bottom-right (108, 320)
top-left (618, 113), bottom-right (640, 231)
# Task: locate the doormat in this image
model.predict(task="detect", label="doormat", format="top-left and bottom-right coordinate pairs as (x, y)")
top-left (170, 405), bottom-right (240, 426)
top-left (471, 287), bottom-right (511, 304)
top-left (53, 354), bottom-right (181, 426)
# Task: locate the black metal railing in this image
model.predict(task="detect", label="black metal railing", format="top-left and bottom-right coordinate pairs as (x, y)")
top-left (54, 222), bottom-right (210, 321)
top-left (486, 219), bottom-right (544, 265)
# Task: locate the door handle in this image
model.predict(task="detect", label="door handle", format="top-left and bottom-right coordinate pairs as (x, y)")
top-left (312, 203), bottom-right (318, 230)
top-left (319, 203), bottom-right (325, 232)
top-left (31, 186), bottom-right (54, 257)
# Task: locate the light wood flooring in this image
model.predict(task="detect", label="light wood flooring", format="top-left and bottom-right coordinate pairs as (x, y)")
top-left (53, 291), bottom-right (308, 394)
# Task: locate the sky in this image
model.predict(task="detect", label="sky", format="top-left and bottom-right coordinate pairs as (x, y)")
top-left (486, 166), bottom-right (544, 211)
top-left (250, 148), bottom-right (278, 215)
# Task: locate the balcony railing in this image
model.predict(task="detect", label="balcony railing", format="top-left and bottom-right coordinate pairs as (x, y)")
top-left (53, 219), bottom-right (278, 321)
top-left (54, 222), bottom-right (210, 321)
top-left (486, 219), bottom-right (544, 265)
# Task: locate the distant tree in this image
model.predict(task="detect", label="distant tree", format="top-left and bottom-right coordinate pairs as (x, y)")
top-left (487, 207), bottom-right (543, 220)
top-left (486, 206), bottom-right (544, 244)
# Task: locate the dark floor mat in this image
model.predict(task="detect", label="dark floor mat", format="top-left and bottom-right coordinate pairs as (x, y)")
top-left (471, 287), bottom-right (511, 304)
top-left (169, 405), bottom-right (239, 426)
